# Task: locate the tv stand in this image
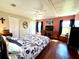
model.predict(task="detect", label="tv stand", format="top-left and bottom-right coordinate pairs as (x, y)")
top-left (44, 30), bottom-right (53, 38)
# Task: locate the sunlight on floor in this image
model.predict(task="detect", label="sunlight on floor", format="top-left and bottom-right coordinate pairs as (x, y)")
top-left (56, 43), bottom-right (69, 59)
top-left (51, 39), bottom-right (58, 42)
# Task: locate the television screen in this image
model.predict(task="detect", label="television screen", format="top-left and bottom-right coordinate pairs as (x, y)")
top-left (45, 26), bottom-right (53, 31)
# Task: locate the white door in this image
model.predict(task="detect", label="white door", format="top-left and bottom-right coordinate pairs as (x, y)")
top-left (8, 17), bottom-right (20, 38)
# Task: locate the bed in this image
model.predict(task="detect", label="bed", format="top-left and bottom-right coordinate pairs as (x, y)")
top-left (3, 34), bottom-right (50, 59)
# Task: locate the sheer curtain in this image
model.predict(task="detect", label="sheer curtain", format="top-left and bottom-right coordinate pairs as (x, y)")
top-left (75, 20), bottom-right (79, 27)
top-left (62, 20), bottom-right (70, 27)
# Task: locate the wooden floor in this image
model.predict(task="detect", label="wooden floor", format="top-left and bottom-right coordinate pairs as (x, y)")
top-left (36, 40), bottom-right (79, 59)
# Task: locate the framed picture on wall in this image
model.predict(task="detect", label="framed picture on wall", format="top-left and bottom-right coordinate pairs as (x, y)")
top-left (46, 20), bottom-right (53, 25)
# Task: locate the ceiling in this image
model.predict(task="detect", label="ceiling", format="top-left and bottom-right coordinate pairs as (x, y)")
top-left (0, 0), bottom-right (79, 20)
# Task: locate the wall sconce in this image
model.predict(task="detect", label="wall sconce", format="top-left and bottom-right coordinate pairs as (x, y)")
top-left (0, 17), bottom-right (5, 24)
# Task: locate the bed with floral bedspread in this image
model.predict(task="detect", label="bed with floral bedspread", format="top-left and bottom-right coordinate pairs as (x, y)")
top-left (5, 34), bottom-right (50, 59)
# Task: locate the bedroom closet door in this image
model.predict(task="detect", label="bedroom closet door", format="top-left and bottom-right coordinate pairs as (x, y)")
top-left (8, 17), bottom-right (20, 38)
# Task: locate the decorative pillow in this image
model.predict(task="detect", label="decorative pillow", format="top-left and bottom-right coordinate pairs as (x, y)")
top-left (7, 42), bottom-right (23, 53)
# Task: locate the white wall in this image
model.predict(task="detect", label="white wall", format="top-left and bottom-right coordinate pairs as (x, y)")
top-left (29, 20), bottom-right (36, 34)
top-left (8, 17), bottom-right (20, 38)
top-left (19, 18), bottom-right (30, 39)
top-left (0, 11), bottom-right (36, 39)
top-left (0, 11), bottom-right (9, 34)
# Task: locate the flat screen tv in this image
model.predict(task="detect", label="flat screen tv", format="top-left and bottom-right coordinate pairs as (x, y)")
top-left (45, 26), bottom-right (53, 31)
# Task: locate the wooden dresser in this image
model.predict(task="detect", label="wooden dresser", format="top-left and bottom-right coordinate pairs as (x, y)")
top-left (1, 30), bottom-right (12, 36)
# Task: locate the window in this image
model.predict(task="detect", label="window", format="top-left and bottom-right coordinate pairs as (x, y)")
top-left (74, 20), bottom-right (79, 27)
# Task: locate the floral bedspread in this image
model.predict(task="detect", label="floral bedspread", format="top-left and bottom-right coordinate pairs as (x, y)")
top-left (7, 34), bottom-right (50, 59)
top-left (18, 34), bottom-right (49, 59)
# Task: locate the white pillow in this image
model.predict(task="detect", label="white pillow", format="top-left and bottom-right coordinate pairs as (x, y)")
top-left (7, 42), bottom-right (23, 54)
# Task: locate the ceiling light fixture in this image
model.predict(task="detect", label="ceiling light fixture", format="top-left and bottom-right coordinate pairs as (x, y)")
top-left (11, 3), bottom-right (16, 7)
